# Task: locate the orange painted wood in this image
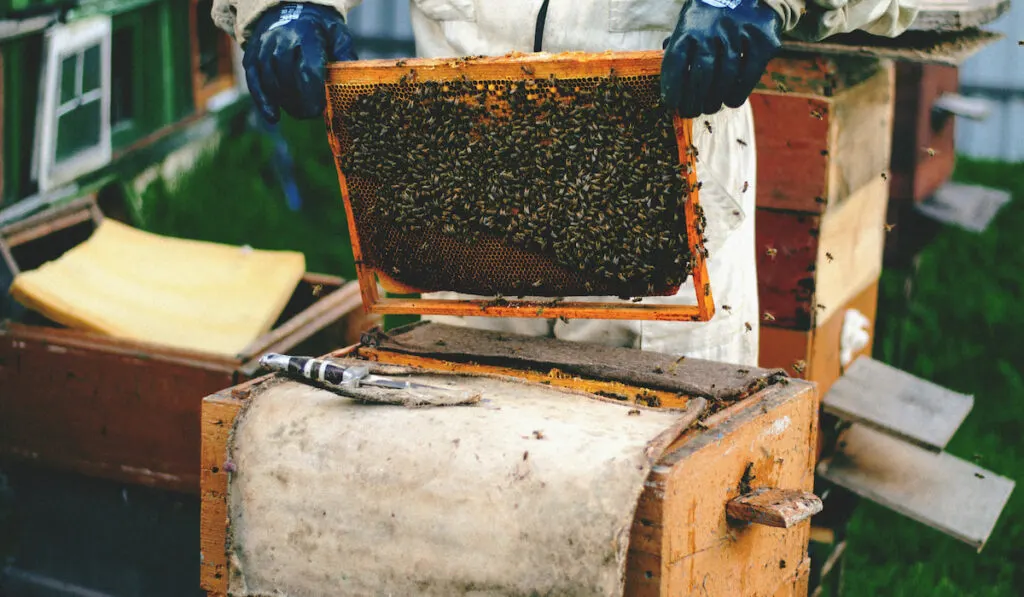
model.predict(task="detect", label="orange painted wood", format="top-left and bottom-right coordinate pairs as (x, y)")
top-left (324, 51), bottom-right (713, 322)
top-left (752, 63), bottom-right (894, 213)
top-left (758, 279), bottom-right (879, 398)
top-left (201, 350), bottom-right (818, 596)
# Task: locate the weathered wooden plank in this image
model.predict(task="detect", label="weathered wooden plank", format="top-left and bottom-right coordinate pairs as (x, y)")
top-left (909, 0), bottom-right (1010, 32)
top-left (781, 29), bottom-right (1003, 67)
top-left (727, 488), bottom-right (823, 528)
top-left (756, 176), bottom-right (887, 330)
top-left (752, 65), bottom-right (893, 213)
top-left (818, 424), bottom-right (1015, 551)
top-left (823, 356), bottom-right (974, 451)
top-left (915, 181), bottom-right (1011, 233)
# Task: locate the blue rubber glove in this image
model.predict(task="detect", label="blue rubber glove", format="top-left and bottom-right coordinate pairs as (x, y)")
top-left (243, 2), bottom-right (357, 123)
top-left (661, 0), bottom-right (782, 118)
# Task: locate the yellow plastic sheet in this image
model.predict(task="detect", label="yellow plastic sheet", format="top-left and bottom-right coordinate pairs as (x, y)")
top-left (10, 219), bottom-right (306, 356)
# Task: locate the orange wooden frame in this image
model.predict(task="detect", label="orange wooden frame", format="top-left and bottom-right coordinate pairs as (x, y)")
top-left (323, 50), bottom-right (714, 322)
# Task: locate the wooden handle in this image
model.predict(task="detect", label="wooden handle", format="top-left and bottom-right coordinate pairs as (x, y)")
top-left (726, 488), bottom-right (823, 529)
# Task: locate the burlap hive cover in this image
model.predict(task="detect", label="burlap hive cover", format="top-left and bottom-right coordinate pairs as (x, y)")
top-left (227, 374), bottom-right (703, 597)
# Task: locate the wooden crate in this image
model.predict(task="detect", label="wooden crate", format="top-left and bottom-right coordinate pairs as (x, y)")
top-left (0, 199), bottom-right (377, 494)
top-left (751, 56), bottom-right (893, 397)
top-left (199, 331), bottom-right (819, 596)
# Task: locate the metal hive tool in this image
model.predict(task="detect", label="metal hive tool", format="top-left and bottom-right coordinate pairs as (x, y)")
top-left (323, 50), bottom-right (714, 322)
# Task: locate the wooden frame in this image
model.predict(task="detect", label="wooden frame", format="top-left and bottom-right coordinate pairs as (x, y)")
top-left (323, 50), bottom-right (714, 322)
top-left (200, 346), bottom-right (817, 596)
top-left (189, 0), bottom-right (238, 112)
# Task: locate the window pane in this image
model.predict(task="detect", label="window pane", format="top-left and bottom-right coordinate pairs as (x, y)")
top-left (59, 54), bottom-right (77, 104)
top-left (111, 28), bottom-right (134, 126)
top-left (82, 44), bottom-right (101, 91)
top-left (56, 99), bottom-right (102, 162)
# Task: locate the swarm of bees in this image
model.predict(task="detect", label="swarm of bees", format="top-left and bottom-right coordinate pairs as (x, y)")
top-left (337, 72), bottom-right (700, 294)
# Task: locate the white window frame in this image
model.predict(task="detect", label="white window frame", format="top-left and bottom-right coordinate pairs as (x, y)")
top-left (32, 16), bottom-right (113, 193)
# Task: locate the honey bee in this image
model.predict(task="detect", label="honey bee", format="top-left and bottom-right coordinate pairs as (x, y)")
top-left (736, 138), bottom-right (748, 147)
top-left (816, 303), bottom-right (826, 311)
top-left (881, 171), bottom-right (888, 181)
top-left (744, 322), bottom-right (753, 332)
top-left (884, 223), bottom-right (896, 232)
top-left (721, 304), bottom-right (732, 311)
top-left (792, 360), bottom-right (807, 374)
top-left (742, 181), bottom-right (749, 193)
top-left (826, 252), bottom-right (834, 263)
top-left (627, 409), bottom-right (641, 416)
top-left (532, 430), bottom-right (545, 440)
top-left (395, 59), bottom-right (408, 67)
top-left (923, 147), bottom-right (938, 157)
top-left (763, 312), bottom-right (776, 321)
top-left (766, 247), bottom-right (778, 259)
top-left (311, 284), bottom-right (324, 297)
top-left (520, 65), bottom-right (535, 75)
top-left (704, 121), bottom-right (713, 134)
top-left (810, 109), bottom-right (823, 120)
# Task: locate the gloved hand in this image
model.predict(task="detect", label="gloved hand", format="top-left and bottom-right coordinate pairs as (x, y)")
top-left (661, 0), bottom-right (782, 118)
top-left (243, 2), bottom-right (357, 123)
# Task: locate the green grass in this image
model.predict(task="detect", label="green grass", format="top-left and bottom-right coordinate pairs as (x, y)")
top-left (840, 158), bottom-right (1024, 596)
top-left (140, 122), bottom-right (1022, 593)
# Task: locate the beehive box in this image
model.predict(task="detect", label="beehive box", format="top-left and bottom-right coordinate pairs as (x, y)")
top-left (0, 198), bottom-right (376, 494)
top-left (200, 323), bottom-right (819, 596)
top-left (324, 50), bottom-right (713, 322)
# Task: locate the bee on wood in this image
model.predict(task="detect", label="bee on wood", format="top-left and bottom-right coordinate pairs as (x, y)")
top-left (520, 65), bottom-right (535, 75)
top-left (532, 430), bottom-right (545, 440)
top-left (763, 312), bottom-right (776, 321)
top-left (744, 322), bottom-right (753, 332)
top-left (765, 247), bottom-right (778, 259)
top-left (792, 360), bottom-right (807, 374)
top-left (816, 304), bottom-right (826, 311)
top-left (631, 297), bottom-right (643, 303)
top-left (742, 181), bottom-right (749, 193)
top-left (884, 223), bottom-right (896, 233)
top-left (737, 368), bottom-right (750, 375)
top-left (627, 409), bottom-right (641, 416)
top-left (704, 283), bottom-right (710, 296)
top-left (826, 252), bottom-right (834, 263)
top-left (815, 196), bottom-right (827, 205)
top-left (775, 81), bottom-right (790, 93)
top-left (395, 59), bottom-right (408, 67)
top-left (810, 109), bottom-right (823, 120)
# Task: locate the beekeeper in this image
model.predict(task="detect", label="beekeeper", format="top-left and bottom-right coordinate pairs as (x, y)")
top-left (212, 0), bottom-right (918, 367)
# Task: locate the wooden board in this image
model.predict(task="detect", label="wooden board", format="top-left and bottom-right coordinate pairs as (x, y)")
top-left (818, 424), bottom-right (1015, 551)
top-left (781, 29), bottom-right (1003, 67)
top-left (0, 277), bottom-right (370, 494)
top-left (915, 181), bottom-right (1012, 233)
top-left (759, 279), bottom-right (879, 397)
top-left (823, 356), bottom-right (974, 451)
top-left (909, 0), bottom-right (1011, 32)
top-left (756, 177), bottom-right (889, 329)
top-left (752, 65), bottom-right (894, 213)
top-left (201, 346), bottom-right (819, 596)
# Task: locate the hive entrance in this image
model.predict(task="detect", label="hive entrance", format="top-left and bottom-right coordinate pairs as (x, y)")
top-left (325, 51), bottom-right (714, 321)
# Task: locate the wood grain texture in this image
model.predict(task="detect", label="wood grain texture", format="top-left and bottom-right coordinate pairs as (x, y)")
top-left (201, 349), bottom-right (818, 596)
top-left (823, 356), bottom-right (974, 451)
top-left (908, 0), bottom-right (1010, 31)
top-left (752, 64), bottom-right (893, 213)
top-left (819, 424), bottom-right (1015, 551)
top-left (727, 488), bottom-right (823, 529)
top-left (780, 29), bottom-right (1002, 67)
top-left (0, 276), bottom-right (368, 494)
top-left (758, 280), bottom-right (879, 397)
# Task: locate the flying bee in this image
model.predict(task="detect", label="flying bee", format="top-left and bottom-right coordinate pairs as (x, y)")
top-left (792, 360), bottom-right (807, 374)
top-left (721, 304), bottom-right (732, 312)
top-left (744, 322), bottom-right (753, 332)
top-left (881, 171), bottom-right (888, 180)
top-left (826, 252), bottom-right (834, 263)
top-left (736, 138), bottom-right (747, 146)
top-left (810, 109), bottom-right (824, 120)
top-left (923, 147), bottom-right (938, 157)
top-left (311, 283), bottom-right (324, 297)
top-left (704, 121), bottom-right (713, 134)
top-left (763, 312), bottom-right (776, 322)
top-left (766, 247), bottom-right (777, 259)
top-left (742, 181), bottom-right (749, 193)
top-left (395, 59), bottom-right (408, 67)
top-left (885, 223), bottom-right (896, 232)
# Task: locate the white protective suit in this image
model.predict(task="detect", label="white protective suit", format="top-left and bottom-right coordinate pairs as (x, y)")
top-left (213, 0), bottom-right (919, 367)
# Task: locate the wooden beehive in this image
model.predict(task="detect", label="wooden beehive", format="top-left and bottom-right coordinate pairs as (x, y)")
top-left (0, 197), bottom-right (377, 493)
top-left (323, 50), bottom-right (714, 323)
top-left (200, 323), bottom-right (820, 596)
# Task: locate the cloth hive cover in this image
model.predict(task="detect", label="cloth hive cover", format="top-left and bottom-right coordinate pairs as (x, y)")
top-left (9, 219), bottom-right (306, 356)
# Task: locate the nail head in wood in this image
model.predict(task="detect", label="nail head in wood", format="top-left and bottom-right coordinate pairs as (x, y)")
top-left (726, 487), bottom-right (823, 528)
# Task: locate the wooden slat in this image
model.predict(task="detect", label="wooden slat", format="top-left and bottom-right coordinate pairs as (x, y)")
top-left (818, 424), bottom-right (1015, 551)
top-left (727, 488), bottom-right (823, 528)
top-left (823, 356), bottom-right (974, 451)
top-left (781, 29), bottom-right (1002, 67)
top-left (909, 0), bottom-right (1010, 31)
top-left (915, 181), bottom-right (1011, 233)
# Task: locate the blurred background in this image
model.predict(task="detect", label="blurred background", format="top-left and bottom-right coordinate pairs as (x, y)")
top-left (0, 1), bottom-right (1021, 596)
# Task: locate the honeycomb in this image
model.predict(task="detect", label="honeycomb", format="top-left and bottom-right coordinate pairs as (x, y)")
top-left (325, 59), bottom-right (704, 298)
